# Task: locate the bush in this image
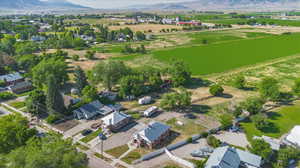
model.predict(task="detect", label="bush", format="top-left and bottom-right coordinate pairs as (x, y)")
top-left (0, 80), bottom-right (5, 87)
top-left (72, 54), bottom-right (80, 61)
top-left (187, 137), bottom-right (193, 143)
top-left (232, 75), bottom-right (246, 89)
top-left (207, 135), bottom-right (221, 148)
top-left (251, 113), bottom-right (270, 131)
top-left (219, 114), bottom-right (233, 129)
top-left (209, 84), bottom-right (224, 96)
top-left (0, 92), bottom-right (15, 100)
top-left (45, 114), bottom-right (60, 124)
top-left (201, 132), bottom-right (209, 138)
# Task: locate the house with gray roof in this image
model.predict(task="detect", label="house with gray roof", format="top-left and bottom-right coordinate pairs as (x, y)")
top-left (73, 100), bottom-right (116, 120)
top-left (101, 111), bottom-right (132, 132)
top-left (205, 146), bottom-right (262, 168)
top-left (8, 81), bottom-right (32, 94)
top-left (0, 72), bottom-right (24, 86)
top-left (133, 121), bottom-right (171, 149)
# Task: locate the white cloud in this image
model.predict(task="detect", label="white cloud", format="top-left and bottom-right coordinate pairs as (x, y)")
top-left (66, 0), bottom-right (192, 9)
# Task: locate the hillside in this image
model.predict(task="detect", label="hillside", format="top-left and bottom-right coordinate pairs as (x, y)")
top-left (0, 0), bottom-right (88, 10)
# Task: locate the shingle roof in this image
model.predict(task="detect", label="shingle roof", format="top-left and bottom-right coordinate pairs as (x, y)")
top-left (205, 146), bottom-right (261, 168)
top-left (102, 112), bottom-right (131, 126)
top-left (135, 121), bottom-right (170, 143)
top-left (9, 81), bottom-right (32, 90)
top-left (0, 72), bottom-right (23, 83)
top-left (74, 100), bottom-right (105, 119)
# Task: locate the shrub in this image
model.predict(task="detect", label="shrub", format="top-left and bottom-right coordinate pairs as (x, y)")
top-left (72, 54), bottom-right (80, 61)
top-left (0, 92), bottom-right (15, 100)
top-left (207, 135), bottom-right (221, 148)
top-left (0, 80), bottom-right (5, 87)
top-left (209, 84), bottom-right (224, 96)
top-left (219, 114), bottom-right (233, 129)
top-left (232, 75), bottom-right (246, 89)
top-left (251, 113), bottom-right (270, 131)
top-left (45, 114), bottom-right (60, 124)
top-left (187, 137), bottom-right (193, 143)
top-left (201, 132), bottom-right (209, 138)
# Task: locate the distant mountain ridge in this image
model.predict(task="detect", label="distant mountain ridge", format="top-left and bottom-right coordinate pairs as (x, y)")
top-left (0, 0), bottom-right (88, 10)
top-left (127, 0), bottom-right (300, 10)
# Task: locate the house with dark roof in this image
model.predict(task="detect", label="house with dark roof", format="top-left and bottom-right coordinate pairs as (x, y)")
top-left (205, 146), bottom-right (262, 168)
top-left (0, 72), bottom-right (24, 86)
top-left (73, 100), bottom-right (116, 120)
top-left (8, 81), bottom-right (32, 94)
top-left (133, 121), bottom-right (171, 149)
top-left (101, 111), bottom-right (132, 132)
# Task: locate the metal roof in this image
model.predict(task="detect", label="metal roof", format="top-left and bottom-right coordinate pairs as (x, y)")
top-left (205, 146), bottom-right (262, 168)
top-left (0, 72), bottom-right (23, 83)
top-left (102, 112), bottom-right (131, 126)
top-left (135, 121), bottom-right (170, 143)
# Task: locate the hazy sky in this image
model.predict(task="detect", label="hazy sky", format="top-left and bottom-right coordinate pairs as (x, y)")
top-left (67, 0), bottom-right (191, 9)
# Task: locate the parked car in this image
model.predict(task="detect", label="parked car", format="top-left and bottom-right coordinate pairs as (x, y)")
top-left (81, 129), bottom-right (93, 136)
top-left (91, 123), bottom-right (102, 129)
top-left (184, 113), bottom-right (196, 119)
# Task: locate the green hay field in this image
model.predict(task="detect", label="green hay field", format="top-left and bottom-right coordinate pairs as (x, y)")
top-left (153, 33), bottom-right (300, 75)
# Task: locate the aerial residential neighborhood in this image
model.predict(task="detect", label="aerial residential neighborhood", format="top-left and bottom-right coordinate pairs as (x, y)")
top-left (1, 1), bottom-right (300, 168)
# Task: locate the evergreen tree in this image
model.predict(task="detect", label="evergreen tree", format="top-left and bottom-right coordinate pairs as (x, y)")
top-left (74, 66), bottom-right (88, 92)
top-left (46, 75), bottom-right (65, 114)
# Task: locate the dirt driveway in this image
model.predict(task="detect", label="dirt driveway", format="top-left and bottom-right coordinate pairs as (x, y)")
top-left (214, 131), bottom-right (250, 148)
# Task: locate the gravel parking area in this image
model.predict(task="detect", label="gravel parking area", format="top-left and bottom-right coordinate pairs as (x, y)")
top-left (214, 131), bottom-right (250, 148)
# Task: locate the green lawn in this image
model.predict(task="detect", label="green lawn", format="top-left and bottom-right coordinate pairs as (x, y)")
top-left (241, 103), bottom-right (300, 140)
top-left (121, 149), bottom-right (141, 164)
top-left (105, 145), bottom-right (129, 158)
top-left (8, 101), bottom-right (26, 109)
top-left (166, 118), bottom-right (206, 138)
top-left (80, 129), bottom-right (102, 143)
top-left (153, 33), bottom-right (300, 75)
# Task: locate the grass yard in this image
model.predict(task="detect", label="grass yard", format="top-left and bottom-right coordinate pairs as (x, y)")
top-left (80, 129), bottom-right (102, 143)
top-left (8, 101), bottom-right (26, 109)
top-left (153, 33), bottom-right (300, 75)
top-left (241, 102), bottom-right (300, 140)
top-left (166, 118), bottom-right (206, 139)
top-left (121, 149), bottom-right (142, 164)
top-left (105, 144), bottom-right (129, 158)
top-left (74, 142), bottom-right (89, 151)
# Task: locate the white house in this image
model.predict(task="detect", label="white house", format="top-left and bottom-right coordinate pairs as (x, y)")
top-left (101, 112), bottom-right (132, 132)
top-left (284, 126), bottom-right (300, 148)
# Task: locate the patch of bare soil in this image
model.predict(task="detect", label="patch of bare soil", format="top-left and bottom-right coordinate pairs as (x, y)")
top-left (190, 86), bottom-right (252, 106)
top-left (53, 119), bottom-right (79, 132)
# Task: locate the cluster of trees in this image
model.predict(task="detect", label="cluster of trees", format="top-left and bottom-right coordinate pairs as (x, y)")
top-left (25, 50), bottom-right (70, 122)
top-left (0, 114), bottom-right (88, 168)
top-left (121, 44), bottom-right (146, 54)
top-left (249, 139), bottom-right (300, 168)
top-left (90, 59), bottom-right (191, 101)
top-left (160, 87), bottom-right (192, 110)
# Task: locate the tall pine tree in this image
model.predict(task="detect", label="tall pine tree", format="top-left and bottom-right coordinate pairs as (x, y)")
top-left (46, 75), bottom-right (65, 114)
top-left (74, 66), bottom-right (88, 93)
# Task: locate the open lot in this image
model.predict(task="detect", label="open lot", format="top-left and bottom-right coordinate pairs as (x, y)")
top-left (241, 101), bottom-right (300, 140)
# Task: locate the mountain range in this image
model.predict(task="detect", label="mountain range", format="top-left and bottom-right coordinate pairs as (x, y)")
top-left (0, 0), bottom-right (88, 10)
top-left (1, 0), bottom-right (300, 11)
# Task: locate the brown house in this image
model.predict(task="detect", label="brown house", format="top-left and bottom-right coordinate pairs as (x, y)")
top-left (133, 121), bottom-right (171, 149)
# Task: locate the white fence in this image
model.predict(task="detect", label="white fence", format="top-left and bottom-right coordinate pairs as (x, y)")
top-left (165, 148), bottom-right (195, 168)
